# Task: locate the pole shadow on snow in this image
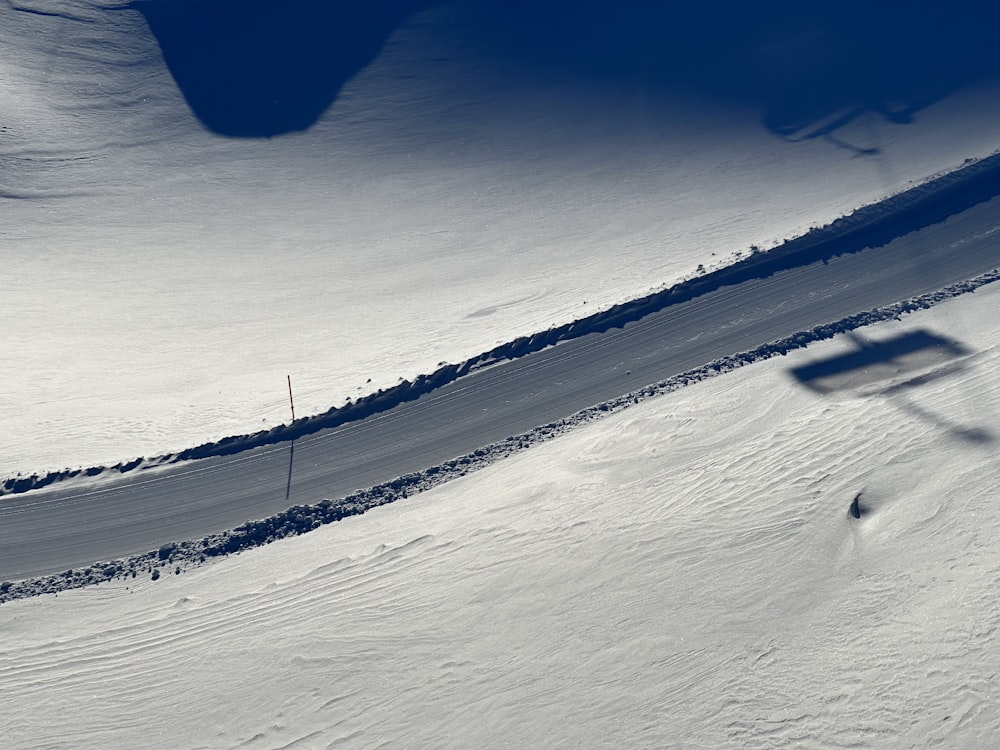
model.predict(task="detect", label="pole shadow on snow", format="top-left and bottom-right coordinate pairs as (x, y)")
top-left (789, 329), bottom-right (993, 444)
top-left (285, 439), bottom-right (296, 501)
top-left (131, 1), bottom-right (1000, 140)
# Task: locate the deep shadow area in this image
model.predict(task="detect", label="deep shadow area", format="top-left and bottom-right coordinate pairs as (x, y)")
top-left (132, 1), bottom-right (1000, 138)
top-left (132, 0), bottom-right (434, 137)
top-left (450, 1), bottom-right (1000, 143)
top-left (790, 329), bottom-right (971, 394)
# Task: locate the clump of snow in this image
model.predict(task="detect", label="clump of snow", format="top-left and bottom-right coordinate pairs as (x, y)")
top-left (4, 279), bottom-right (1000, 748)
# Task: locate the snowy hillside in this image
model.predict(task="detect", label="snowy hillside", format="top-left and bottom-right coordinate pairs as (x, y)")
top-left (5, 2), bottom-right (1000, 747)
top-left (4, 282), bottom-right (1000, 749)
top-left (3, 1), bottom-right (1000, 476)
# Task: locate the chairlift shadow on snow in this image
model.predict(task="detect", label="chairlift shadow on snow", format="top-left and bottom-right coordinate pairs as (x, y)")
top-left (789, 329), bottom-right (993, 444)
top-left (131, 1), bottom-right (1000, 140)
top-left (468, 1), bottom-right (1000, 145)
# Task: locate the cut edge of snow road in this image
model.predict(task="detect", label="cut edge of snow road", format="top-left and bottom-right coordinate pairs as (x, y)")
top-left (3, 266), bottom-right (999, 602)
top-left (4, 148), bottom-right (1000, 500)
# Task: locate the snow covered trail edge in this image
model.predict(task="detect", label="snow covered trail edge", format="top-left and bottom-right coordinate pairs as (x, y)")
top-left (3, 266), bottom-right (998, 602)
top-left (4, 148), bottom-right (1000, 498)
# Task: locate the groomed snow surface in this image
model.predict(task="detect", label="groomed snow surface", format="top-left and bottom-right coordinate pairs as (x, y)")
top-left (4, 283), bottom-right (1000, 749)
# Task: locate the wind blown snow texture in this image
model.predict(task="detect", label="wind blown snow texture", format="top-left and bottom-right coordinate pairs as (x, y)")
top-left (3, 283), bottom-right (999, 749)
top-left (3, 0), bottom-right (1000, 476)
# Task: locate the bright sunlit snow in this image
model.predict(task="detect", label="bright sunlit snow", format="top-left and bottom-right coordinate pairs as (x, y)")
top-left (4, 283), bottom-right (999, 749)
top-left (3, 1), bottom-right (1000, 476)
top-left (5, 2), bottom-right (1000, 747)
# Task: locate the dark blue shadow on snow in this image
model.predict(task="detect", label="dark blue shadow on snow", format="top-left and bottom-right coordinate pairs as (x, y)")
top-left (789, 329), bottom-right (993, 443)
top-left (789, 330), bottom-right (971, 394)
top-left (132, 0), bottom-right (434, 137)
top-left (460, 1), bottom-right (1000, 149)
top-left (133, 1), bottom-right (1000, 140)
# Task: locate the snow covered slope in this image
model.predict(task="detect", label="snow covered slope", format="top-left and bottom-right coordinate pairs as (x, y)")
top-left (5, 3), bottom-right (1000, 746)
top-left (4, 280), bottom-right (999, 749)
top-left (3, 1), bottom-right (1000, 476)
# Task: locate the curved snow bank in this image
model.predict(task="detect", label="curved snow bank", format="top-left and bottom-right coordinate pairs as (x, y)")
top-left (5, 267), bottom-right (998, 600)
top-left (5, 148), bottom-right (999, 498)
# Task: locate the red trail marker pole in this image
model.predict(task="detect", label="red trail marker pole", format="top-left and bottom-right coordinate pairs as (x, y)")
top-left (287, 375), bottom-right (296, 422)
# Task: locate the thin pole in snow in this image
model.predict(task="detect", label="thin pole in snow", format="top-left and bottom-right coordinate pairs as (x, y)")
top-left (287, 375), bottom-right (296, 422)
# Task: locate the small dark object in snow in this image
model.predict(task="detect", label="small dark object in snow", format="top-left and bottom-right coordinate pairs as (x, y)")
top-left (849, 493), bottom-right (864, 519)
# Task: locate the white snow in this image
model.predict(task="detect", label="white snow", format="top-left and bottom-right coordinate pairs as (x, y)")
top-left (3, 1), bottom-right (1000, 476)
top-left (5, 3), bottom-right (1000, 746)
top-left (4, 282), bottom-right (1000, 749)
